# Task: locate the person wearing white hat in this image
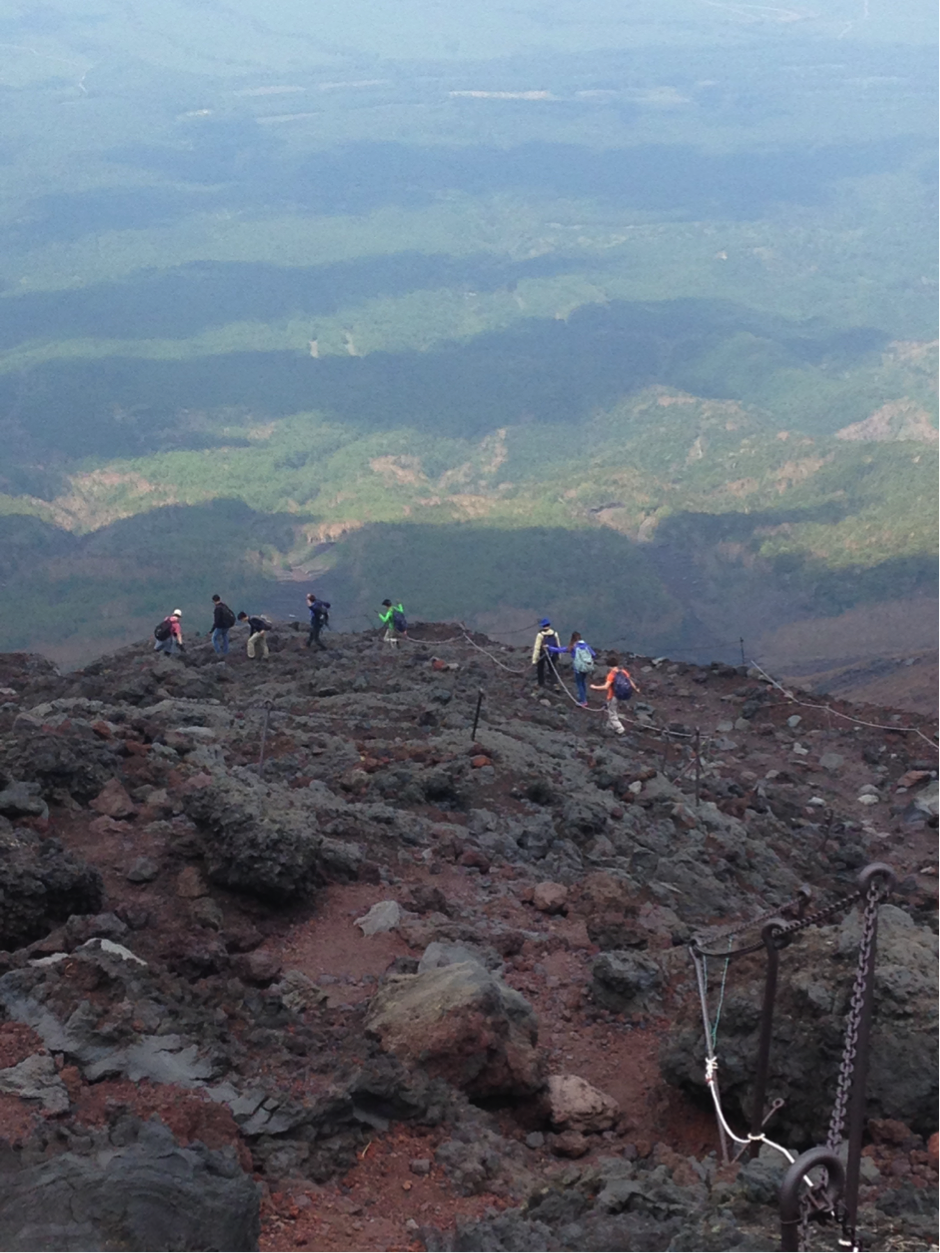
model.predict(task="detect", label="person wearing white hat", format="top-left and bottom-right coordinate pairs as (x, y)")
top-left (154, 609), bottom-right (184, 655)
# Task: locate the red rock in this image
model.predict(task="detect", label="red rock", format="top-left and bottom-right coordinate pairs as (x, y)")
top-left (175, 866), bottom-right (208, 899)
top-left (90, 721), bottom-right (114, 739)
top-left (869, 1118), bottom-right (915, 1146)
top-left (88, 815), bottom-right (131, 836)
top-left (177, 772), bottom-right (213, 794)
top-left (898, 769), bottom-right (932, 789)
top-left (233, 949), bottom-right (282, 985)
top-left (548, 1130), bottom-right (590, 1159)
top-left (458, 848), bottom-right (490, 871)
top-left (532, 882), bottom-right (568, 914)
top-left (89, 778), bottom-right (136, 819)
top-left (470, 756), bottom-right (492, 769)
top-left (123, 740), bottom-right (150, 757)
top-left (928, 1133), bottom-right (939, 1168)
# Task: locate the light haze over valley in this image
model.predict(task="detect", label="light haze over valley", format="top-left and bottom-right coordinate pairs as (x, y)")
top-left (0, 0), bottom-right (936, 706)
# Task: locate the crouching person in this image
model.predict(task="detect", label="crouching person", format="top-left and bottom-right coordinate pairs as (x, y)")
top-left (237, 611), bottom-right (270, 659)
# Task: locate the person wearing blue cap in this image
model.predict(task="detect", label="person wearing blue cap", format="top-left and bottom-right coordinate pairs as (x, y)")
top-left (531, 618), bottom-right (561, 688)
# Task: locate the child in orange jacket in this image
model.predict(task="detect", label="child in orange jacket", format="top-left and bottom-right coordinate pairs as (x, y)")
top-left (591, 660), bottom-right (639, 734)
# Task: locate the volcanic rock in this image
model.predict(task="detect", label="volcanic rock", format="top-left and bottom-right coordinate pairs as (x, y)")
top-left (0, 827), bottom-right (103, 950)
top-left (661, 904), bottom-right (939, 1142)
top-left (365, 961), bottom-right (543, 1097)
top-left (547, 1074), bottom-right (620, 1133)
top-left (0, 1119), bottom-right (260, 1252)
top-left (591, 950), bottom-right (664, 1013)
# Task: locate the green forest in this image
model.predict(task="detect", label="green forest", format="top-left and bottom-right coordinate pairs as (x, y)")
top-left (0, 0), bottom-right (935, 665)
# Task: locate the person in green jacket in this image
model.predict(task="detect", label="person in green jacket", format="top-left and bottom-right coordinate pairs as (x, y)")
top-left (378, 599), bottom-right (407, 647)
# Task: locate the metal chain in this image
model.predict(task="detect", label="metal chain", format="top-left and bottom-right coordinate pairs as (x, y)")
top-left (692, 889), bottom-right (811, 949)
top-left (826, 883), bottom-right (887, 1153)
top-left (694, 888), bottom-right (862, 960)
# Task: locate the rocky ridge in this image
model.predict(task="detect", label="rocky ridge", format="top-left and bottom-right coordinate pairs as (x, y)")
top-left (0, 623), bottom-right (936, 1252)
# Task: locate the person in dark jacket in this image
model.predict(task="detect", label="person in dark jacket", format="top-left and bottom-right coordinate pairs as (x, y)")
top-left (209, 594), bottom-right (235, 656)
top-left (305, 592), bottom-right (330, 650)
top-left (237, 611), bottom-right (269, 659)
top-left (547, 631), bottom-right (596, 706)
top-left (531, 618), bottom-right (560, 687)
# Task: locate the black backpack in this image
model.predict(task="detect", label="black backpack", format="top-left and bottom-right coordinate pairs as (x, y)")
top-left (154, 619), bottom-right (172, 641)
top-left (218, 603), bottom-right (236, 629)
top-left (392, 608), bottom-right (407, 632)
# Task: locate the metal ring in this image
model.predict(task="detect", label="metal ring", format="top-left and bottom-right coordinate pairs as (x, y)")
top-left (857, 862), bottom-right (896, 896)
top-left (761, 917), bottom-right (792, 950)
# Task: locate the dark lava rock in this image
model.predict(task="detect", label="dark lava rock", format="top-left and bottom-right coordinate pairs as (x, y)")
top-left (591, 950), bottom-right (663, 1013)
top-left (0, 827), bottom-right (103, 949)
top-left (0, 731), bottom-right (117, 804)
top-left (661, 905), bottom-right (939, 1143)
top-left (0, 1119), bottom-right (260, 1252)
top-left (182, 778), bottom-right (321, 903)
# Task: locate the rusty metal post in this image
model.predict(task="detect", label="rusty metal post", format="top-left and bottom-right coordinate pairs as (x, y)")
top-left (749, 919), bottom-right (787, 1158)
top-left (471, 688), bottom-right (484, 741)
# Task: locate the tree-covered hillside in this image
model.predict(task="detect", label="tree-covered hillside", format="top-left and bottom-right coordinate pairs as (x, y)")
top-left (0, 0), bottom-right (935, 668)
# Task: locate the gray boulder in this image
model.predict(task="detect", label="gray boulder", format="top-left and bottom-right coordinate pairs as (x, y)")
top-left (0, 827), bottom-right (103, 949)
top-left (182, 779), bottom-right (321, 902)
top-left (661, 904), bottom-right (939, 1143)
top-left (366, 961), bottom-right (543, 1098)
top-left (591, 950), bottom-right (664, 1013)
top-left (0, 1119), bottom-right (260, 1252)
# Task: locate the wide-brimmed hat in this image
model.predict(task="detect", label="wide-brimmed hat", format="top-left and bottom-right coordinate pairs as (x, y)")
top-left (539, 617), bottom-right (551, 628)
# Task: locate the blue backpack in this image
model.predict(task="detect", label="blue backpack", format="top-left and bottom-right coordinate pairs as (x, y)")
top-left (392, 608), bottom-right (407, 632)
top-left (612, 669), bottom-right (634, 700)
top-left (572, 642), bottom-right (595, 674)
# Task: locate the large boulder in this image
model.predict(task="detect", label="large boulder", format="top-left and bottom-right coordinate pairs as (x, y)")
top-left (365, 961), bottom-right (543, 1098)
top-left (660, 904), bottom-right (939, 1144)
top-left (0, 827), bottom-right (103, 949)
top-left (0, 731), bottom-right (117, 804)
top-left (182, 779), bottom-right (321, 902)
top-left (0, 1119), bottom-right (260, 1252)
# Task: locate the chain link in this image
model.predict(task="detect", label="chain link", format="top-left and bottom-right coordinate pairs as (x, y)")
top-left (693, 888), bottom-right (862, 959)
top-left (826, 882), bottom-right (887, 1153)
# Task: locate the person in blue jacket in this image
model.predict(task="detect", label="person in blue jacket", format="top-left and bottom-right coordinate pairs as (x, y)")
top-left (305, 592), bottom-right (330, 650)
top-left (547, 631), bottom-right (596, 706)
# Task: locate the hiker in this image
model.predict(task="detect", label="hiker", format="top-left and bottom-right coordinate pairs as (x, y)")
top-left (305, 592), bottom-right (331, 650)
top-left (237, 611), bottom-right (270, 659)
top-left (153, 609), bottom-right (183, 655)
top-left (591, 657), bottom-right (640, 735)
top-left (531, 618), bottom-right (561, 687)
top-left (547, 631), bottom-right (596, 706)
top-left (209, 594), bottom-right (236, 657)
top-left (378, 599), bottom-right (407, 647)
